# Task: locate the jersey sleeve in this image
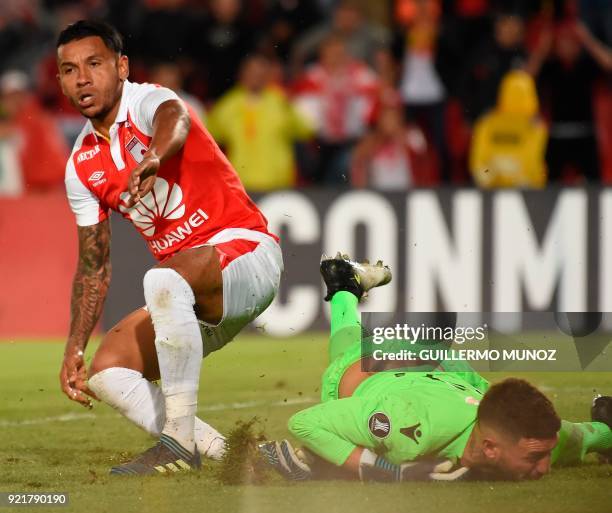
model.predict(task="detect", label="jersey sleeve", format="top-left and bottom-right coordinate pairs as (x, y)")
top-left (287, 393), bottom-right (431, 467)
top-left (65, 158), bottom-right (108, 226)
top-left (129, 83), bottom-right (181, 136)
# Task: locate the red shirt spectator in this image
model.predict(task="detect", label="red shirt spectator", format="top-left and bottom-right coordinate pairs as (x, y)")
top-left (293, 36), bottom-right (379, 143)
top-left (0, 71), bottom-right (68, 192)
top-left (352, 105), bottom-right (439, 189)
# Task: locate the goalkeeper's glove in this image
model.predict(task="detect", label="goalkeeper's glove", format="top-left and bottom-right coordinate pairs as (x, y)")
top-left (359, 449), bottom-right (471, 482)
top-left (258, 439), bottom-right (312, 481)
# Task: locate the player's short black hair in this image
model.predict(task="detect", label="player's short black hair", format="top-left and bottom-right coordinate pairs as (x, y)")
top-left (56, 20), bottom-right (123, 54)
top-left (477, 378), bottom-right (561, 440)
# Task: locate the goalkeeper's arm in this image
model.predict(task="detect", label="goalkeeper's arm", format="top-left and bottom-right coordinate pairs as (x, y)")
top-left (288, 398), bottom-right (471, 481)
top-left (356, 448), bottom-right (472, 482)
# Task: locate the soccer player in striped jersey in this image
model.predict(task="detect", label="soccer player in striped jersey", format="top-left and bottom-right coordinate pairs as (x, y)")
top-left (56, 20), bottom-right (283, 475)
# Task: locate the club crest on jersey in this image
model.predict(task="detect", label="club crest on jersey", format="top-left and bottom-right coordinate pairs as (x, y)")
top-left (368, 412), bottom-right (391, 439)
top-left (126, 136), bottom-right (148, 163)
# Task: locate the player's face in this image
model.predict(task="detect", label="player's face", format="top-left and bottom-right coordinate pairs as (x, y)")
top-left (495, 436), bottom-right (557, 480)
top-left (57, 36), bottom-right (128, 121)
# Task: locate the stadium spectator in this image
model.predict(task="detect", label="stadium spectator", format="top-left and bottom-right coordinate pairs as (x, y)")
top-left (148, 61), bottom-right (205, 120)
top-left (529, 20), bottom-right (612, 182)
top-left (0, 0), bottom-right (50, 74)
top-left (469, 70), bottom-right (547, 188)
top-left (0, 70), bottom-right (68, 194)
top-left (207, 54), bottom-right (313, 191)
top-left (260, 1), bottom-right (323, 65)
top-left (351, 104), bottom-right (439, 190)
top-left (459, 10), bottom-right (528, 123)
top-left (293, 36), bottom-right (379, 184)
top-left (132, 0), bottom-right (196, 64)
top-left (190, 0), bottom-right (255, 100)
top-left (291, 1), bottom-right (391, 75)
top-left (579, 0), bottom-right (612, 45)
top-left (395, 0), bottom-right (453, 181)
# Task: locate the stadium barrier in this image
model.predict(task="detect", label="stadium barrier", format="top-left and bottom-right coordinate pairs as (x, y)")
top-left (1, 188), bottom-right (610, 338)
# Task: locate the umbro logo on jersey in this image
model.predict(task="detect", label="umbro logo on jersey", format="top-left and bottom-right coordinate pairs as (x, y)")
top-left (88, 171), bottom-right (105, 182)
top-left (77, 145), bottom-right (100, 163)
top-left (368, 412), bottom-right (391, 439)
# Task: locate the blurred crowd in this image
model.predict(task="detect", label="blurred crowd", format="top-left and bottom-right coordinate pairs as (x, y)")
top-left (1, 0), bottom-right (611, 195)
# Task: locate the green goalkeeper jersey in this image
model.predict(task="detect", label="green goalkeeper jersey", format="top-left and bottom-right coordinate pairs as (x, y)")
top-left (289, 370), bottom-right (485, 466)
top-left (289, 292), bottom-right (612, 470)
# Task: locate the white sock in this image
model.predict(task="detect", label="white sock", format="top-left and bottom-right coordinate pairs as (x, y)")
top-left (143, 268), bottom-right (204, 453)
top-left (89, 367), bottom-right (226, 459)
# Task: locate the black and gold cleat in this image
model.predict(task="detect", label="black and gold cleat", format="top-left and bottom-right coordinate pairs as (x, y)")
top-left (110, 434), bottom-right (201, 476)
top-left (320, 252), bottom-right (391, 301)
top-left (591, 394), bottom-right (612, 464)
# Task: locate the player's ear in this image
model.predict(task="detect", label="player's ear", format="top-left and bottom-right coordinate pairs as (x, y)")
top-left (118, 54), bottom-right (129, 82)
top-left (481, 438), bottom-right (500, 461)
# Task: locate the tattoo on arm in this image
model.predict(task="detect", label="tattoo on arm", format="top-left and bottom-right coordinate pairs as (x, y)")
top-left (67, 219), bottom-right (111, 353)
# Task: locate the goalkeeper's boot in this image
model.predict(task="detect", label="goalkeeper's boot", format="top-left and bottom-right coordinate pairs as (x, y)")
top-left (258, 440), bottom-right (312, 480)
top-left (591, 394), bottom-right (612, 463)
top-left (320, 252), bottom-right (391, 301)
top-left (110, 434), bottom-right (201, 476)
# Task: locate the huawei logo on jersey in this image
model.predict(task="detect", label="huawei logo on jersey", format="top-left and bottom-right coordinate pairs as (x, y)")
top-left (118, 177), bottom-right (186, 236)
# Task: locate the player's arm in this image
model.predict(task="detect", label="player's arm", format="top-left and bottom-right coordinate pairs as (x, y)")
top-left (288, 397), bottom-right (471, 482)
top-left (127, 99), bottom-right (191, 205)
top-left (60, 219), bottom-right (111, 407)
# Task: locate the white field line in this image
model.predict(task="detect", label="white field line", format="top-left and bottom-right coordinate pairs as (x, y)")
top-left (0, 412), bottom-right (97, 427)
top-left (0, 396), bottom-right (317, 427)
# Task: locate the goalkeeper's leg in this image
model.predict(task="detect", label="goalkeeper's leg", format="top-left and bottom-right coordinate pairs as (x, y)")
top-left (321, 253), bottom-right (391, 362)
top-left (552, 420), bottom-right (612, 466)
top-left (319, 254), bottom-right (391, 402)
top-left (329, 291), bottom-right (362, 363)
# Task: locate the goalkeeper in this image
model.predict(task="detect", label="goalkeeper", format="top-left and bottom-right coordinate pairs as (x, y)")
top-left (260, 254), bottom-right (612, 482)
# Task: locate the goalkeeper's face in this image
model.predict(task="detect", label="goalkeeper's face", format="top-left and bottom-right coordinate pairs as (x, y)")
top-left (486, 434), bottom-right (558, 480)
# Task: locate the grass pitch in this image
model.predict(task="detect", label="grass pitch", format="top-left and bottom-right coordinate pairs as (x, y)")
top-left (1, 334), bottom-right (611, 513)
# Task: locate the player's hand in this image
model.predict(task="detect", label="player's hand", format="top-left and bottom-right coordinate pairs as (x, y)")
top-left (126, 152), bottom-right (161, 207)
top-left (360, 455), bottom-right (472, 482)
top-left (422, 459), bottom-right (471, 481)
top-left (59, 349), bottom-right (98, 408)
top-left (258, 440), bottom-right (313, 481)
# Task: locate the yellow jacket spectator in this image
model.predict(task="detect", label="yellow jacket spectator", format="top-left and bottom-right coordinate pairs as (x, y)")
top-left (207, 55), bottom-right (313, 191)
top-left (470, 70), bottom-right (547, 188)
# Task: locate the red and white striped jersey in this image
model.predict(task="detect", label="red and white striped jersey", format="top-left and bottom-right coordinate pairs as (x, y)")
top-left (65, 81), bottom-right (277, 261)
top-left (293, 61), bottom-right (379, 142)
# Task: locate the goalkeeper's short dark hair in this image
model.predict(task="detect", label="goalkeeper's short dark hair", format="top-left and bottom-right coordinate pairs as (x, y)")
top-left (477, 378), bottom-right (561, 440)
